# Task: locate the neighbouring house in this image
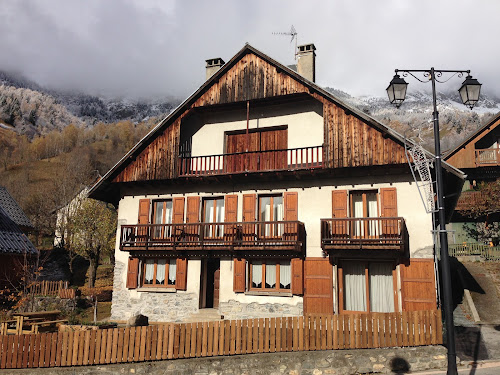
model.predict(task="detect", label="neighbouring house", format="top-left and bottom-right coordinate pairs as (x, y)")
top-left (0, 186), bottom-right (38, 290)
top-left (444, 112), bottom-right (500, 245)
top-left (53, 187), bottom-right (89, 248)
top-left (89, 44), bottom-right (465, 323)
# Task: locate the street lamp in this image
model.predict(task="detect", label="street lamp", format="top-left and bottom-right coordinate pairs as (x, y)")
top-left (387, 68), bottom-right (481, 375)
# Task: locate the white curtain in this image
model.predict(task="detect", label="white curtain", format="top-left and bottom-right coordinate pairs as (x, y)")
top-left (280, 262), bottom-right (291, 289)
top-left (353, 195), bottom-right (364, 236)
top-left (153, 202), bottom-right (163, 238)
top-left (165, 201), bottom-right (173, 238)
top-left (252, 262), bottom-right (262, 287)
top-left (144, 259), bottom-right (154, 284)
top-left (369, 263), bottom-right (394, 313)
top-left (168, 259), bottom-right (177, 285)
top-left (367, 193), bottom-right (379, 237)
top-left (216, 199), bottom-right (224, 236)
top-left (156, 259), bottom-right (166, 285)
top-left (266, 263), bottom-right (277, 288)
top-left (275, 197), bottom-right (283, 236)
top-left (344, 262), bottom-right (366, 311)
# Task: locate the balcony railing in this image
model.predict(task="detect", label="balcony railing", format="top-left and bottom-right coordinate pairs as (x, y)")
top-left (179, 146), bottom-right (323, 176)
top-left (120, 221), bottom-right (305, 252)
top-left (475, 148), bottom-right (500, 166)
top-left (455, 190), bottom-right (486, 211)
top-left (321, 217), bottom-right (405, 250)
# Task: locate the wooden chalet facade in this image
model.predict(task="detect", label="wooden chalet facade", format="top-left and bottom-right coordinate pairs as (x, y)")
top-left (89, 44), bottom-right (464, 322)
top-left (445, 112), bottom-right (500, 243)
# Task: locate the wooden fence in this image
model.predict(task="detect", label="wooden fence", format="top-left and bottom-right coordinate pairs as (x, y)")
top-left (0, 310), bottom-right (442, 370)
top-left (27, 281), bottom-right (70, 297)
top-left (448, 243), bottom-right (500, 261)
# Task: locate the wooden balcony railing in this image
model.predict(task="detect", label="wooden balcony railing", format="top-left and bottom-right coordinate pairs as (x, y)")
top-left (120, 221), bottom-right (305, 252)
top-left (179, 145), bottom-right (323, 176)
top-left (455, 190), bottom-right (486, 211)
top-left (321, 217), bottom-right (405, 250)
top-left (475, 148), bottom-right (500, 166)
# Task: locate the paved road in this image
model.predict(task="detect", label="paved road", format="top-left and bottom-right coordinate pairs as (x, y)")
top-left (412, 361), bottom-right (500, 375)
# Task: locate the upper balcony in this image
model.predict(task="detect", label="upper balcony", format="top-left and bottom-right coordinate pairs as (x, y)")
top-left (178, 146), bottom-right (323, 177)
top-left (320, 217), bottom-right (406, 251)
top-left (120, 221), bottom-right (305, 252)
top-left (475, 148), bottom-right (500, 166)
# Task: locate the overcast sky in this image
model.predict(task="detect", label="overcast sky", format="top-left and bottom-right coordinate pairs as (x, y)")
top-left (1, 0), bottom-right (498, 100)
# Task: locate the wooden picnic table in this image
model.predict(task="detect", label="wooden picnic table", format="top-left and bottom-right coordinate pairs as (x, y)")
top-left (13, 310), bottom-right (61, 319)
top-left (7, 310), bottom-right (66, 334)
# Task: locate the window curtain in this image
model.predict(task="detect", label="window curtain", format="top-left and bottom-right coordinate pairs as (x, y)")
top-left (367, 193), bottom-right (378, 237)
top-left (353, 195), bottom-right (364, 236)
top-left (144, 259), bottom-right (154, 284)
top-left (216, 199), bottom-right (224, 237)
top-left (266, 263), bottom-right (276, 288)
top-left (280, 262), bottom-right (291, 289)
top-left (156, 259), bottom-right (166, 285)
top-left (369, 263), bottom-right (394, 313)
top-left (165, 201), bottom-right (173, 237)
top-left (168, 259), bottom-right (176, 285)
top-left (343, 262), bottom-right (366, 311)
top-left (153, 202), bottom-right (163, 239)
top-left (252, 262), bottom-right (262, 288)
top-left (275, 197), bottom-right (283, 236)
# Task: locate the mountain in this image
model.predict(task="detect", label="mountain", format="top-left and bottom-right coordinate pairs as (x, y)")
top-left (325, 87), bottom-right (500, 152)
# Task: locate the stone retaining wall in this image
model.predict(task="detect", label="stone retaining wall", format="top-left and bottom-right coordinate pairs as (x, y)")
top-left (3, 345), bottom-right (449, 375)
top-left (219, 300), bottom-right (303, 320)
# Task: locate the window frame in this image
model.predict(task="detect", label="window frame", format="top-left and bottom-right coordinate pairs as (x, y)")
top-left (349, 190), bottom-right (379, 239)
top-left (258, 194), bottom-right (284, 239)
top-left (338, 260), bottom-right (398, 314)
top-left (248, 260), bottom-right (291, 293)
top-left (141, 258), bottom-right (176, 288)
top-left (151, 199), bottom-right (173, 240)
top-left (202, 196), bottom-right (225, 239)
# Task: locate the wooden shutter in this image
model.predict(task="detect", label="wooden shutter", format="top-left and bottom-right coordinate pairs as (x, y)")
top-left (400, 258), bottom-right (437, 311)
top-left (291, 258), bottom-right (303, 295)
top-left (242, 194), bottom-right (256, 222)
top-left (332, 190), bottom-right (348, 236)
top-left (172, 197), bottom-right (185, 224)
top-left (175, 258), bottom-right (188, 290)
top-left (225, 195), bottom-right (238, 222)
top-left (186, 196), bottom-right (200, 223)
top-left (303, 258), bottom-right (333, 314)
top-left (380, 188), bottom-right (398, 235)
top-left (233, 258), bottom-right (246, 293)
top-left (138, 199), bottom-right (150, 224)
top-left (284, 192), bottom-right (298, 220)
top-left (126, 257), bottom-right (139, 289)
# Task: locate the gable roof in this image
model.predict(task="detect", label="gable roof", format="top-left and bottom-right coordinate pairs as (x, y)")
top-left (444, 111), bottom-right (500, 161)
top-left (0, 186), bottom-right (33, 229)
top-left (89, 44), bottom-right (465, 200)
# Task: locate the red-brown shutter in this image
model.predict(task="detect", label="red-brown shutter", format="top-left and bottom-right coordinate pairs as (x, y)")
top-left (291, 258), bottom-right (303, 295)
top-left (186, 196), bottom-right (200, 223)
top-left (233, 258), bottom-right (246, 293)
top-left (284, 192), bottom-right (298, 221)
top-left (225, 195), bottom-right (238, 222)
top-left (126, 257), bottom-right (139, 289)
top-left (176, 258), bottom-right (188, 290)
top-left (303, 258), bottom-right (333, 314)
top-left (400, 258), bottom-right (437, 311)
top-left (380, 188), bottom-right (398, 235)
top-left (172, 197), bottom-right (185, 224)
top-left (138, 199), bottom-right (150, 224)
top-left (242, 194), bottom-right (256, 222)
top-left (332, 190), bottom-right (348, 236)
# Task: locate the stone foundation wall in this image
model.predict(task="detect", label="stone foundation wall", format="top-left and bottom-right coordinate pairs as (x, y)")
top-left (4, 345), bottom-right (449, 374)
top-left (219, 300), bottom-right (303, 320)
top-left (110, 261), bottom-right (199, 322)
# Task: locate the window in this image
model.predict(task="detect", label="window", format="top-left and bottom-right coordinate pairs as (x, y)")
top-left (249, 260), bottom-right (291, 292)
top-left (141, 258), bottom-right (177, 287)
top-left (259, 195), bottom-right (283, 237)
top-left (152, 200), bottom-right (173, 239)
top-left (339, 261), bottom-right (395, 313)
top-left (203, 197), bottom-right (224, 238)
top-left (350, 191), bottom-right (378, 237)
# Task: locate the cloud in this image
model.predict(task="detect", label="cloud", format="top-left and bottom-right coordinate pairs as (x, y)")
top-left (0, 0), bottom-right (498, 100)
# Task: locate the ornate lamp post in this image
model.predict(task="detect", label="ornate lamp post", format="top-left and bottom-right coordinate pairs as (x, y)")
top-left (387, 68), bottom-right (481, 375)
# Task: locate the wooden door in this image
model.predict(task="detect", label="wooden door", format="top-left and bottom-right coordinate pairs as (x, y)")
top-left (259, 128), bottom-right (287, 170)
top-left (303, 258), bottom-right (333, 314)
top-left (226, 132), bottom-right (259, 172)
top-left (400, 258), bottom-right (437, 311)
top-left (213, 268), bottom-right (220, 308)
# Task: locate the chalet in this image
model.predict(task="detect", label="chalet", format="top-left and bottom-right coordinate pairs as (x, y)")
top-left (444, 112), bottom-right (500, 244)
top-left (0, 186), bottom-right (38, 290)
top-left (89, 44), bottom-right (464, 322)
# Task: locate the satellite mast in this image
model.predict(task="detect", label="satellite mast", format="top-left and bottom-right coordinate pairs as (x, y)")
top-left (273, 25), bottom-right (298, 59)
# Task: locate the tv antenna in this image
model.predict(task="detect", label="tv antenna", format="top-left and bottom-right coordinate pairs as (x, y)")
top-left (273, 25), bottom-right (298, 59)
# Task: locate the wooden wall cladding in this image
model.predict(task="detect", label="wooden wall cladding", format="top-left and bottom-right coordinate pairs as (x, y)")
top-left (113, 51), bottom-right (407, 184)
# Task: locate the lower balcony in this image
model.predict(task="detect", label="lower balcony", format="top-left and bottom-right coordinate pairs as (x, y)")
top-left (321, 217), bottom-right (406, 251)
top-left (475, 148), bottom-right (500, 166)
top-left (120, 221), bottom-right (305, 252)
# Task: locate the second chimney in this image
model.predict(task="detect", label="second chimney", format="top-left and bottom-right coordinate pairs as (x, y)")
top-left (206, 58), bottom-right (225, 80)
top-left (297, 43), bottom-right (316, 82)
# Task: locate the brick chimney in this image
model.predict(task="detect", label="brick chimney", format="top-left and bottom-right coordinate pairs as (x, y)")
top-left (205, 58), bottom-right (225, 80)
top-left (296, 43), bottom-right (316, 82)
